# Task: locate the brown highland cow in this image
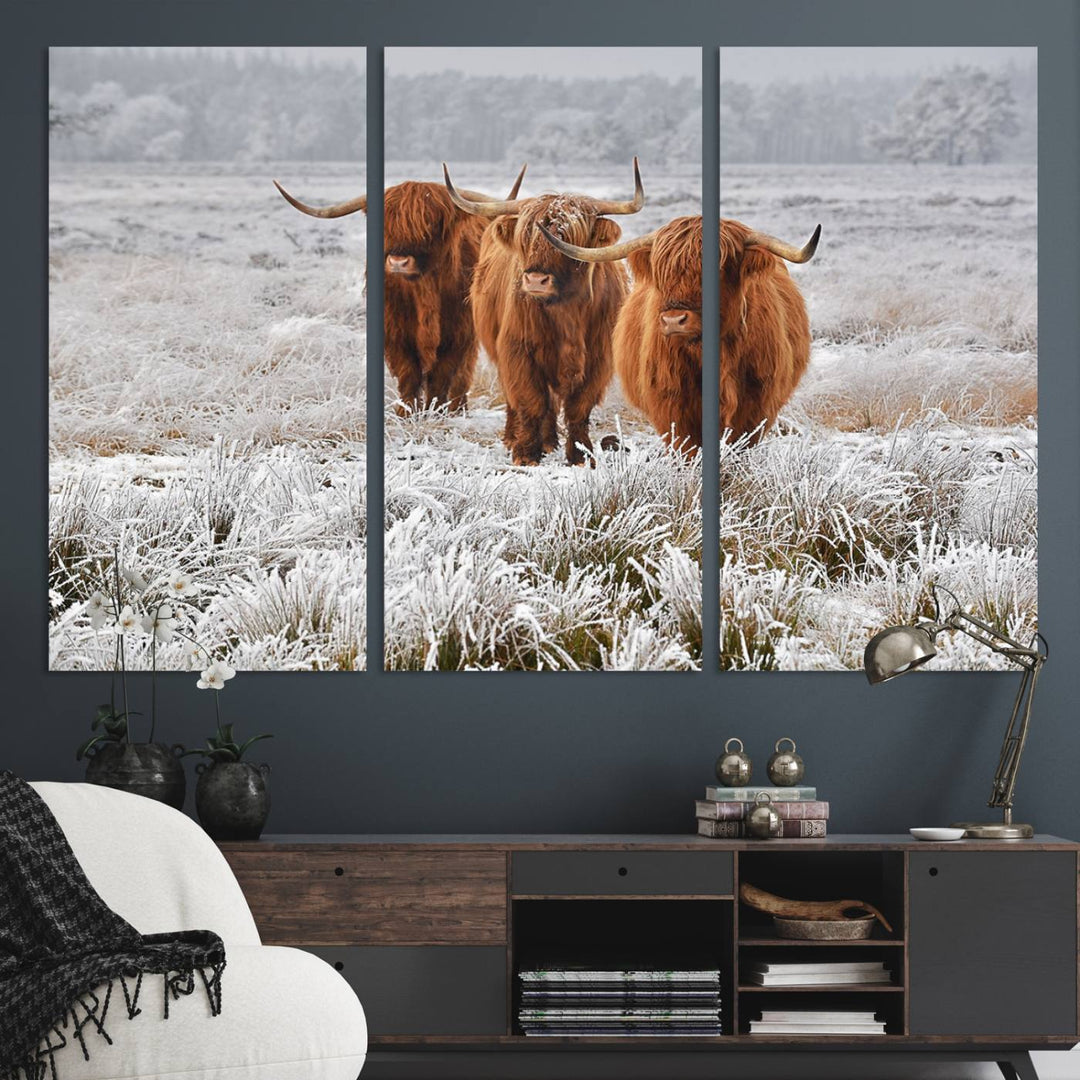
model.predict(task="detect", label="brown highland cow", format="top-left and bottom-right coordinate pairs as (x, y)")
top-left (545, 215), bottom-right (818, 450)
top-left (543, 214), bottom-right (704, 449)
top-left (443, 160), bottom-right (645, 466)
top-left (719, 218), bottom-right (819, 445)
top-left (274, 167), bottom-right (525, 414)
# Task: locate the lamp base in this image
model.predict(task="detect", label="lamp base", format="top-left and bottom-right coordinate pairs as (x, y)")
top-left (951, 820), bottom-right (1034, 840)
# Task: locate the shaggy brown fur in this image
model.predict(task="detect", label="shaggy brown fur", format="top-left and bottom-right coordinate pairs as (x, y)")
top-left (721, 217), bottom-right (813, 445)
top-left (614, 216), bottom-right (703, 450)
top-left (381, 182), bottom-right (486, 413)
top-left (471, 196), bottom-right (629, 465)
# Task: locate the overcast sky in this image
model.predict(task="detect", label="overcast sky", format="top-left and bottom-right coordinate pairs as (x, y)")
top-left (720, 46), bottom-right (1035, 85)
top-left (387, 47), bottom-right (701, 84)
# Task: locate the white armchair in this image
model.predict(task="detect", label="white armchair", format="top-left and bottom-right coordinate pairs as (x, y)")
top-left (31, 781), bottom-right (367, 1080)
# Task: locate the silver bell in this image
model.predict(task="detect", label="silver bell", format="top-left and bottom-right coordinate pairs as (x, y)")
top-left (715, 737), bottom-right (752, 787)
top-left (767, 737), bottom-right (805, 786)
top-left (746, 792), bottom-right (783, 840)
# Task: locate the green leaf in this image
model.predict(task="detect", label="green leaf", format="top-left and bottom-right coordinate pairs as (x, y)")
top-left (236, 733), bottom-right (273, 759)
top-left (76, 734), bottom-right (105, 761)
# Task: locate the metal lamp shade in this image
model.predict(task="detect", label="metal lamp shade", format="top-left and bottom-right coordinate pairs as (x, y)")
top-left (863, 625), bottom-right (938, 684)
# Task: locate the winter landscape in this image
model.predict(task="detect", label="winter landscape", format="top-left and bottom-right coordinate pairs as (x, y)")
top-left (720, 49), bottom-right (1037, 670)
top-left (49, 49), bottom-right (368, 671)
top-left (382, 49), bottom-right (703, 671)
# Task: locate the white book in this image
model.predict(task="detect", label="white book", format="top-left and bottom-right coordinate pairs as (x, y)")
top-left (759, 1010), bottom-right (880, 1023)
top-left (744, 971), bottom-right (893, 986)
top-left (748, 960), bottom-right (887, 976)
top-left (750, 1022), bottom-right (886, 1035)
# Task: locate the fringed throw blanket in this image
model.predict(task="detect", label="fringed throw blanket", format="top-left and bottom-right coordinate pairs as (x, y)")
top-left (0, 772), bottom-right (225, 1080)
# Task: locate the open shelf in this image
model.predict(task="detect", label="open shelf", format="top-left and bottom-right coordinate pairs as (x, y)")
top-left (739, 937), bottom-right (904, 946)
top-left (738, 984), bottom-right (904, 993)
top-left (512, 898), bottom-right (735, 1038)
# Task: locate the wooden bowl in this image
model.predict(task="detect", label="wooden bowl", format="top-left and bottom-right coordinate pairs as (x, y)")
top-left (773, 914), bottom-right (877, 940)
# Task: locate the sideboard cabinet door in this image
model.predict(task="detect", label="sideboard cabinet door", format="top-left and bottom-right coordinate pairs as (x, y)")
top-left (305, 945), bottom-right (507, 1036)
top-left (909, 851), bottom-right (1076, 1036)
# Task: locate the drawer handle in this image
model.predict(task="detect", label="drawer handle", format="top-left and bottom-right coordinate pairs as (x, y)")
top-left (617, 866), bottom-right (628, 877)
top-left (334, 867), bottom-right (344, 877)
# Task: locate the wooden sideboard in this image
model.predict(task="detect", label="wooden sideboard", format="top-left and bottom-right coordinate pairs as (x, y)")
top-left (219, 834), bottom-right (1080, 1080)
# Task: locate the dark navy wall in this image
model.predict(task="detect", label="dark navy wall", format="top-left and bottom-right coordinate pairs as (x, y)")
top-left (5, 1), bottom-right (1078, 839)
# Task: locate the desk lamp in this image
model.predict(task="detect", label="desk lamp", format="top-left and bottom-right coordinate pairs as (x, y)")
top-left (863, 586), bottom-right (1046, 840)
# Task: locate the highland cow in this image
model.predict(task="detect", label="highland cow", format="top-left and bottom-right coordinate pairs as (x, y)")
top-left (274, 167), bottom-right (526, 413)
top-left (543, 214), bottom-right (704, 449)
top-left (719, 218), bottom-right (819, 445)
top-left (443, 160), bottom-right (645, 466)
top-left (545, 215), bottom-right (819, 450)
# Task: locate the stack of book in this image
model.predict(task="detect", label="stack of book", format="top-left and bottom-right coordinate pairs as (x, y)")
top-left (696, 785), bottom-right (828, 838)
top-left (517, 967), bottom-right (723, 1036)
top-left (748, 1008), bottom-right (887, 1036)
top-left (742, 960), bottom-right (893, 987)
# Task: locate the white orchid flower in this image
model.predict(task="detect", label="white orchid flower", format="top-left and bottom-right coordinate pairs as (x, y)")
top-left (121, 568), bottom-right (149, 592)
top-left (112, 605), bottom-right (139, 634)
top-left (209, 659), bottom-right (236, 682)
top-left (86, 591), bottom-right (110, 631)
top-left (197, 658), bottom-right (236, 690)
top-left (167, 570), bottom-right (199, 598)
top-left (140, 604), bottom-right (176, 643)
top-left (181, 640), bottom-right (205, 669)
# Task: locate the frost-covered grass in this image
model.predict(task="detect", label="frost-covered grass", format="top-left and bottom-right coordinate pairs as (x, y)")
top-left (721, 164), bottom-right (1037, 670)
top-left (49, 162), bottom-right (368, 670)
top-left (383, 161), bottom-right (703, 670)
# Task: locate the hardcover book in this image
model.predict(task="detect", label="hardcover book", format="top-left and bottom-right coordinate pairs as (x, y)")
top-left (697, 818), bottom-right (827, 839)
top-left (695, 799), bottom-right (829, 820)
top-left (704, 786), bottom-right (818, 802)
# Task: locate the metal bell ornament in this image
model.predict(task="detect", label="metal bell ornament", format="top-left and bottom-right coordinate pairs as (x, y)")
top-left (715, 737), bottom-right (752, 787)
top-left (746, 792), bottom-right (783, 839)
top-left (767, 737), bottom-right (805, 786)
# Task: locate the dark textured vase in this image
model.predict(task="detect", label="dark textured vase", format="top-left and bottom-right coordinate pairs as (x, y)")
top-left (84, 742), bottom-right (187, 810)
top-left (195, 761), bottom-right (271, 841)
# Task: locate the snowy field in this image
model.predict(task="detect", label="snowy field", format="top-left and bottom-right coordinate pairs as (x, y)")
top-left (49, 161), bottom-right (368, 671)
top-left (720, 164), bottom-right (1037, 670)
top-left (382, 162), bottom-right (704, 671)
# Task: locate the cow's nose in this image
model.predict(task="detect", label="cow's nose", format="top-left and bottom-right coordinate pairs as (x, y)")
top-left (523, 271), bottom-right (554, 292)
top-left (661, 311), bottom-right (690, 334)
top-left (387, 255), bottom-right (417, 275)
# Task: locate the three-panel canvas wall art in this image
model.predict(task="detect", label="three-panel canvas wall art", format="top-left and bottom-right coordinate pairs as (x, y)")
top-left (48, 46), bottom-right (1037, 672)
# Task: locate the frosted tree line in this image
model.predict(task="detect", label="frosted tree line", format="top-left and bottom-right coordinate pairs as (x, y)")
top-left (722, 61), bottom-right (1035, 164)
top-left (49, 49), bottom-right (700, 166)
top-left (49, 48), bottom-right (367, 162)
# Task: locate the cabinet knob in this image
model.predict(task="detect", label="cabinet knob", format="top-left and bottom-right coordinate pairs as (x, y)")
top-left (335, 961), bottom-right (344, 971)
top-left (618, 866), bottom-right (629, 877)
top-left (334, 867), bottom-right (344, 876)
top-left (929, 866), bottom-right (939, 877)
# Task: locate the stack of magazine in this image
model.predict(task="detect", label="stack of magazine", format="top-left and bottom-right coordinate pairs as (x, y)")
top-left (518, 967), bottom-right (723, 1036)
top-left (742, 960), bottom-right (893, 986)
top-left (748, 1008), bottom-right (886, 1035)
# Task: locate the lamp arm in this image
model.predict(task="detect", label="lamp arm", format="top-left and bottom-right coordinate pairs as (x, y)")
top-left (945, 611), bottom-right (1043, 670)
top-left (941, 613), bottom-right (1046, 814)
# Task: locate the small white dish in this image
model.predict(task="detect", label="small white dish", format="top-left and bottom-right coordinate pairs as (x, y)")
top-left (910, 827), bottom-right (966, 842)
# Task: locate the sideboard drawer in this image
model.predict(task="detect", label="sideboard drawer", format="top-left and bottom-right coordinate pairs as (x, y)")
top-left (224, 850), bottom-right (507, 945)
top-left (512, 851), bottom-right (733, 896)
top-left (306, 945), bottom-right (507, 1037)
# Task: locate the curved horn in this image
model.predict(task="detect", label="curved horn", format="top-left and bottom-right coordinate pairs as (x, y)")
top-left (744, 223), bottom-right (821, 264)
top-left (589, 157), bottom-right (645, 216)
top-left (539, 224), bottom-right (658, 263)
top-left (443, 163), bottom-right (528, 218)
top-left (506, 162), bottom-right (527, 199)
top-left (273, 180), bottom-right (367, 219)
